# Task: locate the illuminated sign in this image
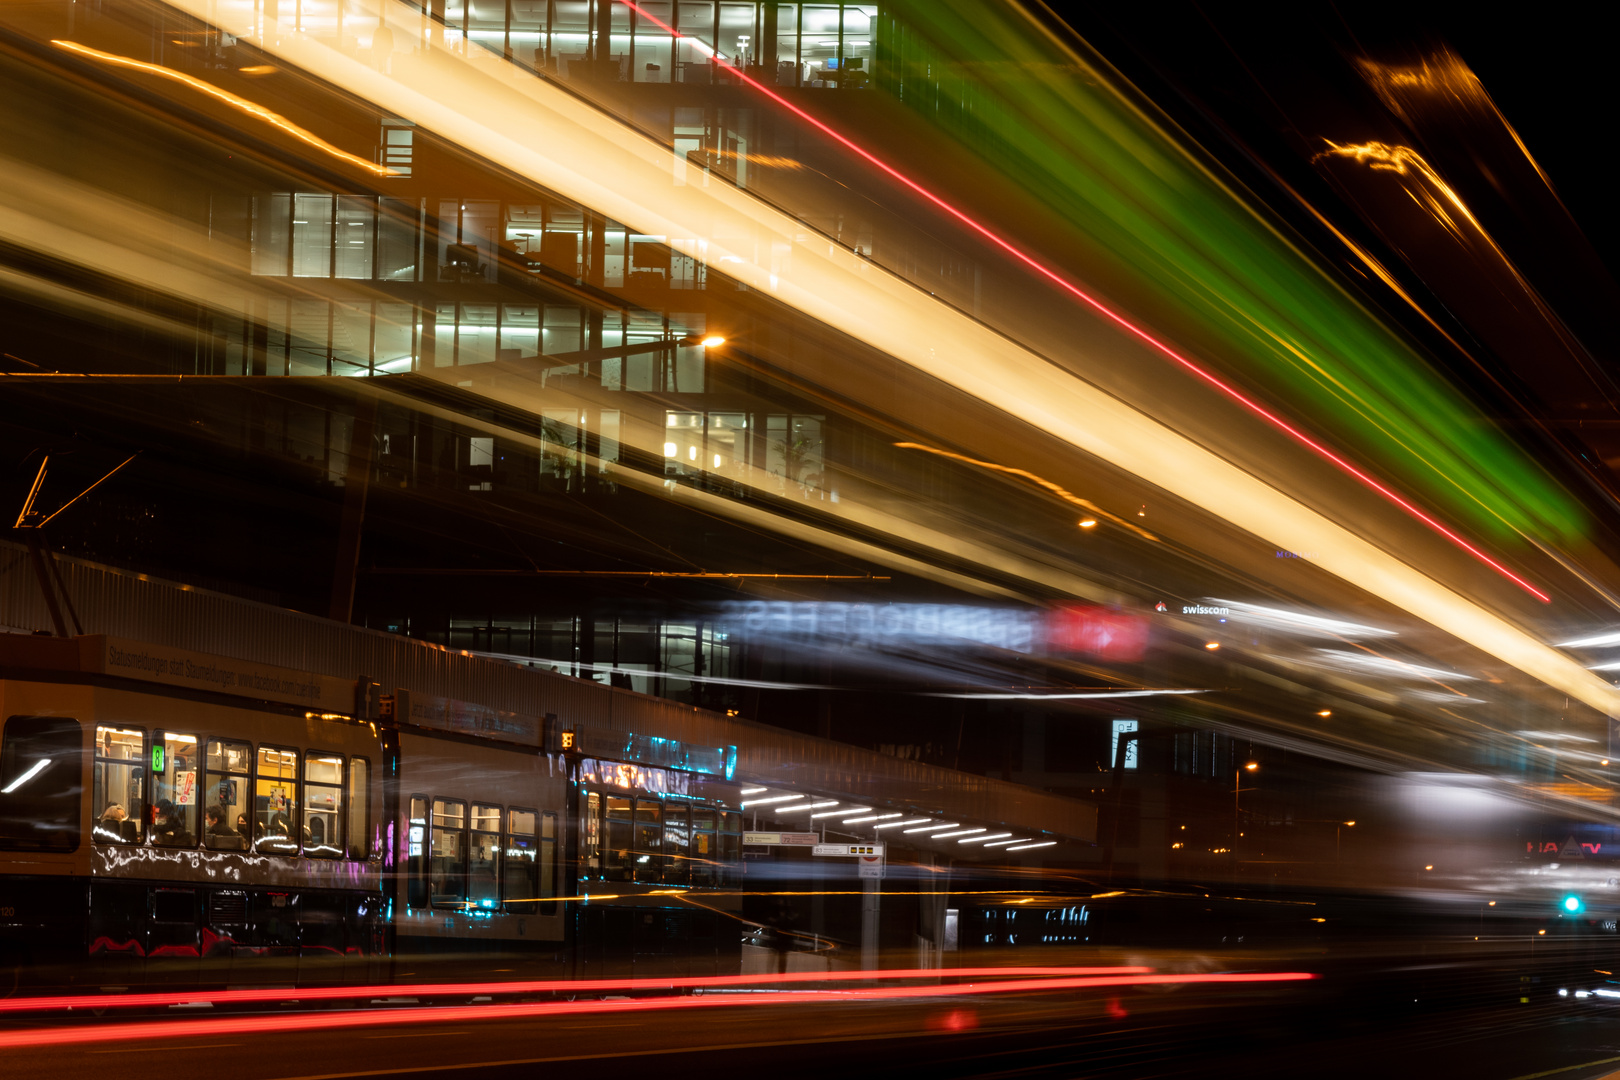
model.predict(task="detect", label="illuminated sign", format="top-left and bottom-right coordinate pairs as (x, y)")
top-left (560, 731), bottom-right (575, 750)
top-left (717, 601), bottom-right (1148, 661)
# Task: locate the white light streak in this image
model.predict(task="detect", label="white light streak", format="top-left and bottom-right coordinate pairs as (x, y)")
top-left (981, 838), bottom-right (1029, 847)
top-left (1007, 841), bottom-right (1057, 852)
top-left (740, 787), bottom-right (769, 795)
top-left (933, 828), bottom-right (987, 839)
top-left (776, 800), bottom-right (839, 813)
top-left (875, 818), bottom-right (932, 830)
top-left (809, 805), bottom-right (864, 819)
top-left (958, 832), bottom-right (1013, 844)
top-left (1207, 599), bottom-right (1395, 638)
top-left (841, 813), bottom-right (902, 824)
top-left (1, 759), bottom-right (48, 794)
top-left (1560, 632), bottom-right (1620, 649)
top-left (902, 822), bottom-right (960, 834)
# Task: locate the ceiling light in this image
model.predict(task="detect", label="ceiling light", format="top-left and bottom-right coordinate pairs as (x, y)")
top-left (959, 832), bottom-right (1013, 844)
top-left (842, 812), bottom-right (902, 824)
top-left (777, 800), bottom-right (838, 813)
top-left (740, 794), bottom-right (805, 808)
top-left (1006, 841), bottom-right (1057, 851)
top-left (1078, 519), bottom-right (1097, 529)
top-left (982, 838), bottom-right (1028, 847)
top-left (875, 818), bottom-right (932, 830)
top-left (1316, 709), bottom-right (1332, 717)
top-left (700, 335), bottom-right (725, 347)
top-left (1205, 642), bottom-right (1221, 650)
top-left (740, 787), bottom-right (768, 795)
top-left (933, 828), bottom-right (987, 839)
top-left (903, 822), bottom-right (960, 834)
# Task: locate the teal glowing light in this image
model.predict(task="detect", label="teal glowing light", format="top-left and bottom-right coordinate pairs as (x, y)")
top-left (1563, 894), bottom-right (1583, 914)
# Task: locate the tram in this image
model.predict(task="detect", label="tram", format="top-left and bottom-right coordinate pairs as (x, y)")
top-left (0, 631), bottom-right (746, 991)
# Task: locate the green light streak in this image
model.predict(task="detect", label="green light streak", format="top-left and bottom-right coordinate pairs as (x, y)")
top-left (874, 0), bottom-right (1583, 545)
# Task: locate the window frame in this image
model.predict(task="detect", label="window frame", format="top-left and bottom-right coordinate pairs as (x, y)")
top-left (201, 735), bottom-right (253, 851)
top-left (301, 748), bottom-right (346, 859)
top-left (347, 755), bottom-right (372, 861)
top-left (253, 742), bottom-right (302, 856)
top-left (1, 715), bottom-right (84, 853)
top-left (502, 805), bottom-right (541, 913)
top-left (407, 793), bottom-right (430, 909)
top-left (429, 795), bottom-right (469, 910)
top-left (150, 731), bottom-right (202, 849)
top-left (468, 801), bottom-right (502, 911)
top-left (90, 723), bottom-right (146, 846)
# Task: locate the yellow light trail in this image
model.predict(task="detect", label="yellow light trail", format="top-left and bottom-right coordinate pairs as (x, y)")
top-left (49, 40), bottom-right (392, 177)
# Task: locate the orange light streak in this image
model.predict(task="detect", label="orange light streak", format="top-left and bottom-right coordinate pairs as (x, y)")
top-left (49, 40), bottom-right (392, 177)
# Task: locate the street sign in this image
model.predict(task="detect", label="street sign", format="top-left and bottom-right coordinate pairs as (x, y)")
top-left (780, 832), bottom-right (819, 845)
top-left (858, 855), bottom-right (885, 879)
top-left (744, 832), bottom-right (781, 846)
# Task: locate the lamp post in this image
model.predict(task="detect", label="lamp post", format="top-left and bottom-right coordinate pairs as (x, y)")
top-left (1233, 761), bottom-right (1258, 860)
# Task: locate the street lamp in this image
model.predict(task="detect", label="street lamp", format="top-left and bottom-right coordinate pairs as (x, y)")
top-left (1234, 761), bottom-right (1258, 857)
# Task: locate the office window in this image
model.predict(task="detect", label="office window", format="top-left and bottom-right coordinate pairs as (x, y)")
top-left (633, 798), bottom-right (663, 883)
top-left (203, 737), bottom-right (251, 850)
top-left (292, 193), bottom-right (333, 277)
top-left (92, 725), bottom-right (144, 845)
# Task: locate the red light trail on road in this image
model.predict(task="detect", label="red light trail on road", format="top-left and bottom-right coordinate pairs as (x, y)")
top-left (0, 965), bottom-right (1149, 1015)
top-left (0, 971), bottom-right (1316, 1050)
top-left (617, 0), bottom-right (1548, 604)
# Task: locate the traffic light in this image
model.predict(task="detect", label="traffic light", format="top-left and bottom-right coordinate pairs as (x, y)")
top-left (1561, 894), bottom-right (1584, 915)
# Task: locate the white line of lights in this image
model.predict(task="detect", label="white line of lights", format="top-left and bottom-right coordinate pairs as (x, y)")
top-left (981, 838), bottom-right (1030, 848)
top-left (740, 786), bottom-right (769, 795)
top-left (876, 818), bottom-right (932, 830)
top-left (776, 800), bottom-right (840, 813)
top-left (740, 794), bottom-right (804, 808)
top-left (809, 805), bottom-right (865, 819)
top-left (1007, 841), bottom-right (1057, 852)
top-left (842, 813), bottom-right (903, 825)
top-left (1, 759), bottom-right (48, 794)
top-left (1560, 632), bottom-right (1620, 649)
top-left (959, 832), bottom-right (1014, 844)
top-left (933, 828), bottom-right (987, 840)
top-left (902, 822), bottom-right (960, 834)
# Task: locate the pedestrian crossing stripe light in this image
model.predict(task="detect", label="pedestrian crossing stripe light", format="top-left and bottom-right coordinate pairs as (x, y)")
top-left (1562, 894), bottom-right (1583, 914)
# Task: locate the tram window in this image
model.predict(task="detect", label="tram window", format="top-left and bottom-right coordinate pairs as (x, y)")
top-left (691, 806), bottom-right (717, 886)
top-left (303, 751), bottom-right (344, 858)
top-left (1, 716), bottom-right (82, 852)
top-left (541, 811), bottom-right (559, 914)
top-left (254, 745), bottom-right (300, 855)
top-left (92, 725), bottom-right (145, 845)
top-left (580, 791), bottom-right (601, 879)
top-left (602, 795), bottom-right (632, 882)
top-left (632, 798), bottom-right (663, 883)
top-left (503, 808), bottom-right (539, 911)
top-left (151, 732), bottom-right (200, 848)
top-left (663, 800), bottom-right (690, 886)
top-left (469, 803), bottom-right (501, 910)
top-left (407, 795), bottom-right (429, 909)
top-left (721, 811), bottom-right (742, 885)
top-left (203, 737), bottom-right (251, 851)
top-left (347, 757), bottom-right (371, 860)
top-left (431, 798), bottom-right (468, 908)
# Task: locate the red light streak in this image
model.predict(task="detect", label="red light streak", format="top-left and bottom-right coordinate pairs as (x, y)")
top-left (0, 971), bottom-right (1316, 1049)
top-left (617, 0), bottom-right (1547, 604)
top-left (0, 966), bottom-right (1150, 1014)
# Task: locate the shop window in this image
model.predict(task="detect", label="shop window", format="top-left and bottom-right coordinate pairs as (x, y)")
top-left (633, 798), bottom-right (663, 883)
top-left (92, 725), bottom-right (144, 845)
top-left (304, 751), bottom-right (345, 858)
top-left (1, 716), bottom-right (82, 852)
top-left (504, 807), bottom-right (539, 910)
top-left (203, 737), bottom-right (251, 850)
top-left (151, 732), bottom-right (200, 847)
top-left (431, 798), bottom-right (468, 907)
top-left (721, 810), bottom-right (742, 885)
top-left (469, 803), bottom-right (502, 910)
top-left (255, 745), bottom-right (300, 855)
top-left (347, 757), bottom-right (371, 860)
